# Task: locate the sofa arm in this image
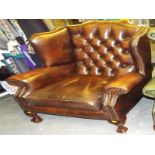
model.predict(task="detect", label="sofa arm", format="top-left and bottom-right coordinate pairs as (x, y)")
top-left (102, 72), bottom-right (144, 107)
top-left (104, 72), bottom-right (144, 94)
top-left (142, 77), bottom-right (155, 98)
top-left (7, 63), bottom-right (75, 97)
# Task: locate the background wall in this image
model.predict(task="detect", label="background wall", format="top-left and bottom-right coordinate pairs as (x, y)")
top-left (17, 19), bottom-right (48, 39)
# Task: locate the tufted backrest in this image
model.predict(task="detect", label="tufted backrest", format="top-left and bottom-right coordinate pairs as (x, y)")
top-left (67, 21), bottom-right (143, 77)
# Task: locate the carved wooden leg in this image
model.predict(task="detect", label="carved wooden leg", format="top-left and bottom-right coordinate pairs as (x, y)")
top-left (116, 117), bottom-right (128, 133)
top-left (108, 117), bottom-right (128, 133)
top-left (152, 103), bottom-right (155, 130)
top-left (24, 111), bottom-right (43, 123)
top-left (31, 113), bottom-right (43, 123)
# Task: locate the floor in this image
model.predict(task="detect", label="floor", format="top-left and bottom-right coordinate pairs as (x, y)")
top-left (0, 96), bottom-right (155, 135)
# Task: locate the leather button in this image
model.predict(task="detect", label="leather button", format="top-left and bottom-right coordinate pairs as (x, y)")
top-left (113, 46), bottom-right (123, 56)
top-left (91, 38), bottom-right (101, 47)
top-left (110, 60), bottom-right (121, 69)
top-left (75, 50), bottom-right (88, 60)
top-left (84, 44), bottom-right (95, 54)
top-left (83, 25), bottom-right (98, 39)
top-left (77, 62), bottom-right (89, 75)
top-left (73, 34), bottom-right (88, 47)
top-left (96, 58), bottom-right (106, 68)
top-left (106, 39), bottom-right (116, 48)
top-left (120, 39), bottom-right (130, 49)
top-left (89, 66), bottom-right (100, 75)
top-left (90, 52), bottom-right (100, 61)
top-left (98, 45), bottom-right (108, 55)
top-left (104, 52), bottom-right (114, 61)
top-left (84, 58), bottom-right (94, 68)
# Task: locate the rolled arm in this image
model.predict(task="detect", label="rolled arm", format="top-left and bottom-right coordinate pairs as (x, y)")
top-left (7, 63), bottom-right (74, 97)
top-left (142, 77), bottom-right (155, 98)
top-left (104, 72), bottom-right (144, 95)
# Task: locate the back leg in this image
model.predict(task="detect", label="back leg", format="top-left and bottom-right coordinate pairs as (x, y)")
top-left (108, 116), bottom-right (128, 133)
top-left (116, 116), bottom-right (128, 133)
top-left (24, 111), bottom-right (43, 123)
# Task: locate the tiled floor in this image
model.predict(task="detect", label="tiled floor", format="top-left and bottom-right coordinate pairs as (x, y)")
top-left (0, 96), bottom-right (155, 135)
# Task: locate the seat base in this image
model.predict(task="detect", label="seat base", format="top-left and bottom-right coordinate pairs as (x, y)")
top-left (25, 75), bottom-right (113, 111)
top-left (20, 98), bottom-right (128, 133)
top-left (15, 77), bottom-right (146, 133)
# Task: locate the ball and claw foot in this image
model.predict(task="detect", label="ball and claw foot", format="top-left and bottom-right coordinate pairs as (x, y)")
top-left (108, 118), bottom-right (128, 133)
top-left (115, 116), bottom-right (128, 133)
top-left (31, 113), bottom-right (43, 123)
top-left (117, 125), bottom-right (128, 133)
top-left (24, 111), bottom-right (43, 123)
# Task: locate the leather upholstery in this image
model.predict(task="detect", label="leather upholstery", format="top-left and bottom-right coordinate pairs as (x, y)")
top-left (25, 75), bottom-right (114, 111)
top-left (67, 22), bottom-right (140, 77)
top-left (7, 20), bottom-right (152, 132)
top-left (104, 72), bottom-right (144, 94)
top-left (8, 63), bottom-right (75, 96)
top-left (30, 28), bottom-right (74, 67)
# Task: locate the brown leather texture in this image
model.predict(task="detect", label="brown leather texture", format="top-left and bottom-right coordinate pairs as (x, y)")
top-left (7, 63), bottom-right (75, 96)
top-left (7, 20), bottom-right (152, 132)
top-left (30, 28), bottom-right (74, 67)
top-left (25, 75), bottom-right (114, 111)
top-left (67, 21), bottom-right (142, 77)
top-left (104, 72), bottom-right (144, 94)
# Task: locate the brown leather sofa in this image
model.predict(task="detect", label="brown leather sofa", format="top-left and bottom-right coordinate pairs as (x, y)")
top-left (7, 20), bottom-right (152, 133)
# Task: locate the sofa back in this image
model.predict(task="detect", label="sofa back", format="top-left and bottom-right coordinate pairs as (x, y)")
top-left (30, 20), bottom-right (151, 77)
top-left (67, 21), bottom-right (147, 77)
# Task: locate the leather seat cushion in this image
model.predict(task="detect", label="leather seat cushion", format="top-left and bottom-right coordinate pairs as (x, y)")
top-left (25, 75), bottom-right (113, 111)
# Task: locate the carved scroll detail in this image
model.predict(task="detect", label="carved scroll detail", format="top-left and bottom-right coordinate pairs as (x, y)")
top-left (102, 88), bottom-right (121, 107)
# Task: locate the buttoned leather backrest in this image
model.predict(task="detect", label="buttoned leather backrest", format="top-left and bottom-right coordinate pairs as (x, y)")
top-left (67, 21), bottom-right (142, 77)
